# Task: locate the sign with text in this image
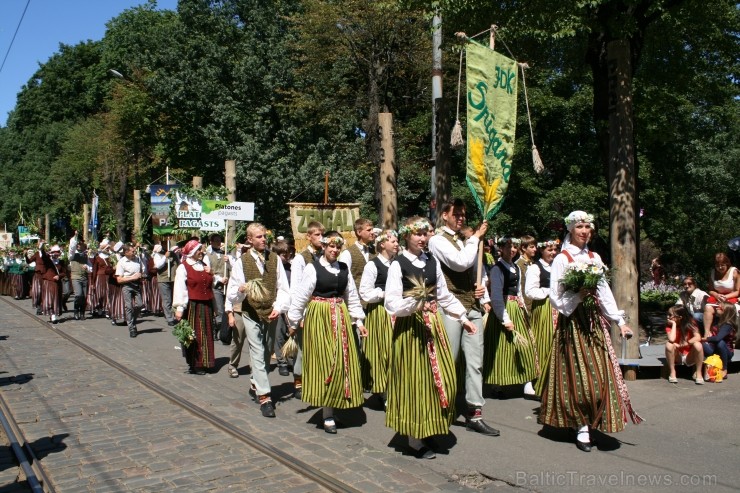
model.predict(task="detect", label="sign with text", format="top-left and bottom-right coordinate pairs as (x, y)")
top-left (288, 202), bottom-right (360, 252)
top-left (201, 200), bottom-right (254, 222)
top-left (151, 184), bottom-right (179, 235)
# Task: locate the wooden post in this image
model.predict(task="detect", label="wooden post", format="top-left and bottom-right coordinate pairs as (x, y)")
top-left (133, 190), bottom-right (142, 241)
top-left (192, 176), bottom-right (203, 189)
top-left (225, 160), bottom-right (237, 242)
top-left (45, 214), bottom-right (50, 242)
top-left (83, 204), bottom-right (89, 243)
top-left (323, 171), bottom-right (329, 204)
top-left (607, 39), bottom-right (639, 380)
top-left (378, 113), bottom-right (397, 229)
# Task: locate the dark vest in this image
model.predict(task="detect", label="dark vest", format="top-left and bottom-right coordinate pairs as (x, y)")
top-left (495, 260), bottom-right (519, 297)
top-left (537, 259), bottom-right (551, 293)
top-left (312, 260), bottom-right (349, 298)
top-left (436, 231), bottom-right (476, 310)
top-left (156, 254), bottom-right (178, 283)
top-left (371, 256), bottom-right (389, 290)
top-left (68, 252), bottom-right (89, 280)
top-left (300, 247), bottom-right (321, 267)
top-left (241, 250), bottom-right (279, 323)
top-left (397, 254), bottom-right (437, 302)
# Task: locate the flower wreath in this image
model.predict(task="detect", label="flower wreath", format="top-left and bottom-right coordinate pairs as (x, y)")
top-left (564, 211), bottom-right (595, 230)
top-left (537, 239), bottom-right (561, 248)
top-left (399, 220), bottom-right (432, 236)
top-left (320, 235), bottom-right (345, 247)
top-left (497, 236), bottom-right (521, 246)
top-left (374, 230), bottom-right (398, 245)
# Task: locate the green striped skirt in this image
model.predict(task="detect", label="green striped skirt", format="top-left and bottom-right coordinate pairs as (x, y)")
top-left (385, 308), bottom-right (457, 439)
top-left (302, 298), bottom-right (364, 409)
top-left (483, 298), bottom-right (540, 385)
top-left (539, 303), bottom-right (627, 433)
top-left (531, 298), bottom-right (556, 396)
top-left (362, 302), bottom-right (393, 393)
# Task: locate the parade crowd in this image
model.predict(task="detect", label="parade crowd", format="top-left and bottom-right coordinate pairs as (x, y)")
top-left (6, 203), bottom-right (738, 458)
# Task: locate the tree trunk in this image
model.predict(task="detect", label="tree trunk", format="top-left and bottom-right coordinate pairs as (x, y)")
top-left (378, 112), bottom-right (397, 229)
top-left (367, 62), bottom-right (382, 214)
top-left (607, 39), bottom-right (640, 377)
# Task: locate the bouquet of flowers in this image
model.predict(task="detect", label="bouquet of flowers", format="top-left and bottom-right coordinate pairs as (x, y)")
top-left (172, 319), bottom-right (195, 348)
top-left (561, 259), bottom-right (609, 310)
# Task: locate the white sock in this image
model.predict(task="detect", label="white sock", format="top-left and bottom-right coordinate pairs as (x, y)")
top-left (577, 425), bottom-right (590, 443)
top-left (523, 381), bottom-right (535, 394)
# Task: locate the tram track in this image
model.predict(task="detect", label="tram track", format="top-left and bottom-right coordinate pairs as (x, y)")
top-left (1, 297), bottom-right (360, 493)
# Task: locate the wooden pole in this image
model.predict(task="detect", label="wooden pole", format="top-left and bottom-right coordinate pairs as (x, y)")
top-left (378, 112), bottom-right (397, 229)
top-left (192, 176), bottom-right (203, 189)
top-left (225, 159), bottom-right (237, 243)
top-left (323, 171), bottom-right (329, 204)
top-left (133, 189), bottom-right (142, 241)
top-left (82, 204), bottom-right (89, 243)
top-left (607, 39), bottom-right (639, 380)
top-left (45, 214), bottom-right (50, 242)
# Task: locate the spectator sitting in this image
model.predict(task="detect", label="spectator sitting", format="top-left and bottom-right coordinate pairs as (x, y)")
top-left (664, 305), bottom-right (704, 385)
top-left (701, 301), bottom-right (738, 380)
top-left (675, 276), bottom-right (708, 325)
top-left (702, 252), bottom-right (740, 337)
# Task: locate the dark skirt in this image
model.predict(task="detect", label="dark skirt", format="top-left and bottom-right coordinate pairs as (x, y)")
top-left (31, 273), bottom-right (42, 307)
top-left (10, 273), bottom-right (24, 299)
top-left (362, 302), bottom-right (393, 393)
top-left (539, 302), bottom-right (642, 432)
top-left (183, 299), bottom-right (215, 370)
top-left (385, 307), bottom-right (457, 439)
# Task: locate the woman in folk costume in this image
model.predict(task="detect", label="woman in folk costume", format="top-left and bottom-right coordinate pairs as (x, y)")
top-left (174, 239), bottom-right (215, 374)
top-left (539, 211), bottom-right (641, 453)
top-left (484, 237), bottom-right (540, 397)
top-left (524, 239), bottom-right (560, 397)
top-left (359, 229), bottom-right (400, 404)
top-left (39, 243), bottom-right (68, 324)
top-left (27, 247), bottom-right (44, 315)
top-left (384, 217), bottom-right (476, 460)
top-left (145, 246), bottom-right (163, 316)
top-left (91, 240), bottom-right (111, 317)
top-left (6, 249), bottom-right (27, 300)
top-left (287, 231), bottom-right (367, 434)
top-left (107, 242), bottom-right (126, 325)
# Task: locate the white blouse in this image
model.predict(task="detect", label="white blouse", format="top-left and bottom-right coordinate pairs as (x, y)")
top-left (359, 255), bottom-right (393, 303)
top-left (384, 250), bottom-right (468, 321)
top-left (225, 249), bottom-right (290, 314)
top-left (524, 260), bottom-right (551, 301)
top-left (549, 243), bottom-right (626, 326)
top-left (287, 257), bottom-right (365, 327)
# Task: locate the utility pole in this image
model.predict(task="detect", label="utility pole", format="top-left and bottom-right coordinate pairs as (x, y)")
top-left (430, 9), bottom-right (442, 224)
top-left (225, 160), bottom-right (237, 241)
top-left (133, 189), bottom-right (142, 240)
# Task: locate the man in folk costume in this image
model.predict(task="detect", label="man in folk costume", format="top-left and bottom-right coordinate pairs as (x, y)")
top-left (427, 198), bottom-right (499, 437)
top-left (227, 223), bottom-right (290, 418)
top-left (153, 243), bottom-right (179, 326)
top-left (40, 243), bottom-right (68, 324)
top-left (68, 231), bottom-right (91, 320)
top-left (338, 218), bottom-right (377, 292)
top-left (225, 242), bottom-right (252, 378)
top-left (207, 233), bottom-right (227, 341)
top-left (289, 220), bottom-right (325, 399)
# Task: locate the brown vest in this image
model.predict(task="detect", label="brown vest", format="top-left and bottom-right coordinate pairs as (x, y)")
top-left (241, 250), bottom-right (278, 323)
top-left (347, 243), bottom-right (373, 289)
top-left (437, 231), bottom-right (476, 311)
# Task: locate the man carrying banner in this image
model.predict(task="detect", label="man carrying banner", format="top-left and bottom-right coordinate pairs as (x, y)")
top-left (428, 199), bottom-right (498, 437)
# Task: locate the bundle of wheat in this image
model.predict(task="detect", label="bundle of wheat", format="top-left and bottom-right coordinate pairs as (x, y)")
top-left (511, 330), bottom-right (530, 347)
top-left (244, 278), bottom-right (268, 303)
top-left (402, 275), bottom-right (435, 312)
top-left (281, 336), bottom-right (299, 360)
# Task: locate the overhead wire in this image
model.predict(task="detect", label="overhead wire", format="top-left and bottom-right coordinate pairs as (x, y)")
top-left (0, 0), bottom-right (32, 75)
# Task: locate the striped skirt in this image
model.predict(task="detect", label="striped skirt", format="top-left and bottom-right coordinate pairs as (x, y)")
top-left (107, 283), bottom-right (125, 321)
top-left (362, 302), bottom-right (393, 393)
top-left (539, 303), bottom-right (639, 432)
top-left (302, 297), bottom-right (364, 409)
top-left (10, 273), bottom-right (24, 299)
top-left (531, 298), bottom-right (557, 396)
top-left (93, 275), bottom-right (109, 313)
top-left (31, 273), bottom-right (42, 308)
top-left (0, 271), bottom-right (11, 296)
top-left (183, 299), bottom-right (215, 369)
top-left (483, 298), bottom-right (540, 385)
top-left (146, 277), bottom-right (162, 314)
top-left (385, 306), bottom-right (457, 439)
top-left (86, 273), bottom-right (96, 313)
top-left (41, 279), bottom-right (63, 316)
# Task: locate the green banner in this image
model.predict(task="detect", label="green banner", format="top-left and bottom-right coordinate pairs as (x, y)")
top-left (465, 42), bottom-right (518, 220)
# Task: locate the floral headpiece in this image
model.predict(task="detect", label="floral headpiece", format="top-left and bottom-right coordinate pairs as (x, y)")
top-left (537, 239), bottom-right (560, 248)
top-left (320, 235), bottom-right (345, 247)
top-left (399, 220), bottom-right (432, 236)
top-left (564, 211), bottom-right (594, 231)
top-left (497, 236), bottom-right (521, 246)
top-left (374, 230), bottom-right (398, 245)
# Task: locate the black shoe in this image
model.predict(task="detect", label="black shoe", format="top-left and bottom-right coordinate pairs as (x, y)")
top-left (129, 327), bottom-right (138, 338)
top-left (293, 388), bottom-right (302, 400)
top-left (188, 367), bottom-right (206, 375)
top-left (278, 366), bottom-right (290, 377)
top-left (576, 440), bottom-right (592, 453)
top-left (167, 320), bottom-right (177, 326)
top-left (413, 446), bottom-right (436, 459)
top-left (260, 401), bottom-right (276, 418)
top-left (36, 308), bottom-right (42, 315)
top-left (323, 419), bottom-right (337, 434)
top-left (466, 419), bottom-right (500, 436)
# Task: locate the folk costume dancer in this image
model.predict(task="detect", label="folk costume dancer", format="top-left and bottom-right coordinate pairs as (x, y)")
top-left (173, 240), bottom-right (216, 374)
top-left (427, 200), bottom-right (499, 436)
top-left (207, 234), bottom-right (227, 341)
top-left (524, 240), bottom-right (560, 397)
top-left (516, 235), bottom-right (537, 316)
top-left (539, 211), bottom-right (641, 452)
top-left (85, 246), bottom-right (97, 318)
top-left (225, 243), bottom-right (251, 378)
top-left (384, 217), bottom-right (476, 459)
top-left (27, 247), bottom-right (44, 315)
top-left (338, 218), bottom-right (376, 293)
top-left (116, 244), bottom-right (143, 338)
top-left (227, 224), bottom-right (290, 418)
top-left (68, 231), bottom-right (90, 320)
top-left (153, 244), bottom-right (178, 326)
top-left (484, 237), bottom-right (540, 397)
top-left (91, 240), bottom-right (112, 318)
top-left (289, 220), bottom-right (325, 399)
top-left (272, 240), bottom-right (295, 376)
top-left (288, 231), bottom-right (367, 434)
top-left (40, 244), bottom-right (68, 324)
top-left (358, 229), bottom-right (399, 404)
top-left (107, 242), bottom-right (126, 325)
top-left (137, 244), bottom-right (154, 314)
top-left (6, 250), bottom-right (27, 300)
top-left (145, 247), bottom-right (162, 316)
